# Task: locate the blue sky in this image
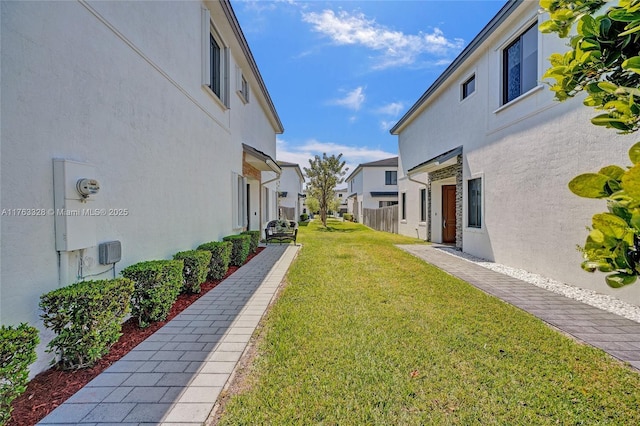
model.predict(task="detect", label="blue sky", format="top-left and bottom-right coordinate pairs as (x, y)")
top-left (233, 0), bottom-right (508, 175)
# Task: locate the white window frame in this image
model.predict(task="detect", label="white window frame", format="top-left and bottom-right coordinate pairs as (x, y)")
top-left (466, 174), bottom-right (484, 231)
top-left (236, 66), bottom-right (250, 104)
top-left (461, 73), bottom-right (476, 100)
top-left (232, 172), bottom-right (247, 229)
top-left (419, 187), bottom-right (427, 222)
top-left (501, 21), bottom-right (538, 106)
top-left (202, 7), bottom-right (229, 107)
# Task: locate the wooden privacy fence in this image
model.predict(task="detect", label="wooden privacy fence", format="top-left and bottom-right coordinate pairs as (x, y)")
top-left (362, 205), bottom-right (398, 234)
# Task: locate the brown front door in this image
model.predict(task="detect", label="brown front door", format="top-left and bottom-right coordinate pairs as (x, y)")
top-left (442, 185), bottom-right (456, 243)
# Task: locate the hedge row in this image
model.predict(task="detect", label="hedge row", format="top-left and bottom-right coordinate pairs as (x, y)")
top-left (40, 278), bottom-right (134, 369)
top-left (39, 232), bottom-right (261, 371)
top-left (197, 241), bottom-right (232, 280)
top-left (0, 324), bottom-right (39, 425)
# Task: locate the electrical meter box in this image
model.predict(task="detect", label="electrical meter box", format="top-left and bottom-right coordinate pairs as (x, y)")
top-left (53, 159), bottom-right (98, 251)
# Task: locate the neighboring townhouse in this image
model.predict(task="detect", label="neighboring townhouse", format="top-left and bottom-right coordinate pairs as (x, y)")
top-left (345, 157), bottom-right (398, 222)
top-left (335, 187), bottom-right (348, 216)
top-left (277, 161), bottom-right (305, 221)
top-left (1, 0), bottom-right (283, 374)
top-left (391, 0), bottom-right (640, 306)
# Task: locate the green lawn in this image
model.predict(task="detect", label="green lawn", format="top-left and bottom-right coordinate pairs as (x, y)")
top-left (218, 219), bottom-right (640, 425)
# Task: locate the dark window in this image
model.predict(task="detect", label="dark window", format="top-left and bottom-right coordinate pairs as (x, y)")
top-left (468, 178), bottom-right (482, 228)
top-left (385, 170), bottom-right (397, 185)
top-left (420, 188), bottom-right (427, 222)
top-left (210, 34), bottom-right (221, 98)
top-left (401, 192), bottom-right (407, 220)
top-left (502, 23), bottom-right (537, 105)
top-left (379, 201), bottom-right (398, 208)
top-left (462, 75), bottom-right (475, 99)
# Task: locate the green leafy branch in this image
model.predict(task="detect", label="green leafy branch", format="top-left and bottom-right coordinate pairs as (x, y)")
top-left (540, 0), bottom-right (640, 287)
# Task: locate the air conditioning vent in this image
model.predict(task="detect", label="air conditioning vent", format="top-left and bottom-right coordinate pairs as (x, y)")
top-left (99, 241), bottom-right (121, 264)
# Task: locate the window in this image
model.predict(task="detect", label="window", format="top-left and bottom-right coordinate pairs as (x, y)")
top-left (264, 187), bottom-right (270, 221)
top-left (385, 171), bottom-right (397, 185)
top-left (203, 8), bottom-right (228, 105)
top-left (210, 34), bottom-right (221, 98)
top-left (379, 201), bottom-right (398, 208)
top-left (502, 23), bottom-right (537, 105)
top-left (401, 192), bottom-right (407, 220)
top-left (462, 75), bottom-right (475, 99)
top-left (420, 188), bottom-right (427, 222)
top-left (233, 173), bottom-right (247, 229)
top-left (237, 68), bottom-right (250, 103)
top-left (468, 178), bottom-right (482, 228)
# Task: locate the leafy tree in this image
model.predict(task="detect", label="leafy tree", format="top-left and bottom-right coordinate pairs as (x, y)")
top-left (540, 0), bottom-right (640, 287)
top-left (303, 153), bottom-right (348, 227)
top-left (305, 195), bottom-right (320, 214)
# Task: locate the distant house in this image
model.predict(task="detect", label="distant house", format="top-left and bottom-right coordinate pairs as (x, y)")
top-left (391, 0), bottom-right (640, 307)
top-left (335, 188), bottom-right (348, 216)
top-left (1, 0), bottom-right (283, 374)
top-left (277, 161), bottom-right (304, 221)
top-left (345, 157), bottom-right (398, 222)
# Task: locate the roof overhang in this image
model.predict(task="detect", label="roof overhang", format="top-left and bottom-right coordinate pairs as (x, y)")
top-left (243, 143), bottom-right (281, 174)
top-left (407, 146), bottom-right (462, 176)
top-left (390, 0), bottom-right (521, 135)
top-left (370, 191), bottom-right (398, 197)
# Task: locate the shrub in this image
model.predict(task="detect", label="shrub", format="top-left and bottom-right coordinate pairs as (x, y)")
top-left (40, 278), bottom-right (133, 369)
top-left (122, 260), bottom-right (183, 328)
top-left (197, 241), bottom-right (232, 280)
top-left (223, 234), bottom-right (251, 266)
top-left (173, 250), bottom-right (212, 294)
top-left (241, 230), bottom-right (260, 254)
top-left (300, 213), bottom-right (309, 222)
top-left (343, 213), bottom-right (353, 222)
top-left (0, 323), bottom-right (39, 424)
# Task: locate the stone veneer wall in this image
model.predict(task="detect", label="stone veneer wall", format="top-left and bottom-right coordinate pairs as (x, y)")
top-left (427, 155), bottom-right (463, 249)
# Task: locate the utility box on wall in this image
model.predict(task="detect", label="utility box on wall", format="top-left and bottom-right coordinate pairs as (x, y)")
top-left (53, 159), bottom-right (99, 251)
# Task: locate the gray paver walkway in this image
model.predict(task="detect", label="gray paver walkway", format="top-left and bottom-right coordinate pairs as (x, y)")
top-left (398, 244), bottom-right (640, 371)
top-left (37, 244), bottom-right (299, 425)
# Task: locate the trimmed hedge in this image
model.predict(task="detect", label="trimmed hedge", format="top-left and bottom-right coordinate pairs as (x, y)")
top-left (241, 230), bottom-right (260, 254)
top-left (0, 323), bottom-right (39, 424)
top-left (173, 250), bottom-right (212, 294)
top-left (300, 213), bottom-right (309, 222)
top-left (223, 234), bottom-right (251, 266)
top-left (122, 260), bottom-right (183, 328)
top-left (40, 278), bottom-right (133, 369)
top-left (343, 213), bottom-right (353, 222)
top-left (197, 241), bottom-right (232, 280)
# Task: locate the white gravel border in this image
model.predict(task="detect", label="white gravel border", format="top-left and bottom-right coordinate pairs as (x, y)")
top-left (436, 246), bottom-right (640, 324)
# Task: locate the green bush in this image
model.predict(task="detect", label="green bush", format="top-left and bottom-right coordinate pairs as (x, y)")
top-left (299, 213), bottom-right (309, 222)
top-left (241, 230), bottom-right (260, 254)
top-left (40, 278), bottom-right (133, 369)
top-left (122, 260), bottom-right (183, 328)
top-left (197, 241), bottom-right (232, 280)
top-left (223, 234), bottom-right (251, 267)
top-left (343, 213), bottom-right (353, 222)
top-left (173, 250), bottom-right (212, 294)
top-left (0, 323), bottom-right (39, 425)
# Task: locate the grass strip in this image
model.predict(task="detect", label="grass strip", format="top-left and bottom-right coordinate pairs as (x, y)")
top-left (219, 219), bottom-right (640, 425)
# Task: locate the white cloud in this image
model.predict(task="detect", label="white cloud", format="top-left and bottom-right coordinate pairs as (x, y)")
top-left (331, 86), bottom-right (366, 111)
top-left (375, 101), bottom-right (404, 117)
top-left (302, 9), bottom-right (464, 69)
top-left (276, 138), bottom-right (396, 181)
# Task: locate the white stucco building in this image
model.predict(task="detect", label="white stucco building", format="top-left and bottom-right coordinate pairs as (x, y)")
top-left (1, 0), bottom-right (283, 374)
top-left (277, 161), bottom-right (304, 222)
top-left (345, 157), bottom-right (398, 222)
top-left (392, 0), bottom-right (640, 307)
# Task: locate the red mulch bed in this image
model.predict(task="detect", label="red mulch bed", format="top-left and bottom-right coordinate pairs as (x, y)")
top-left (9, 247), bottom-right (265, 426)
